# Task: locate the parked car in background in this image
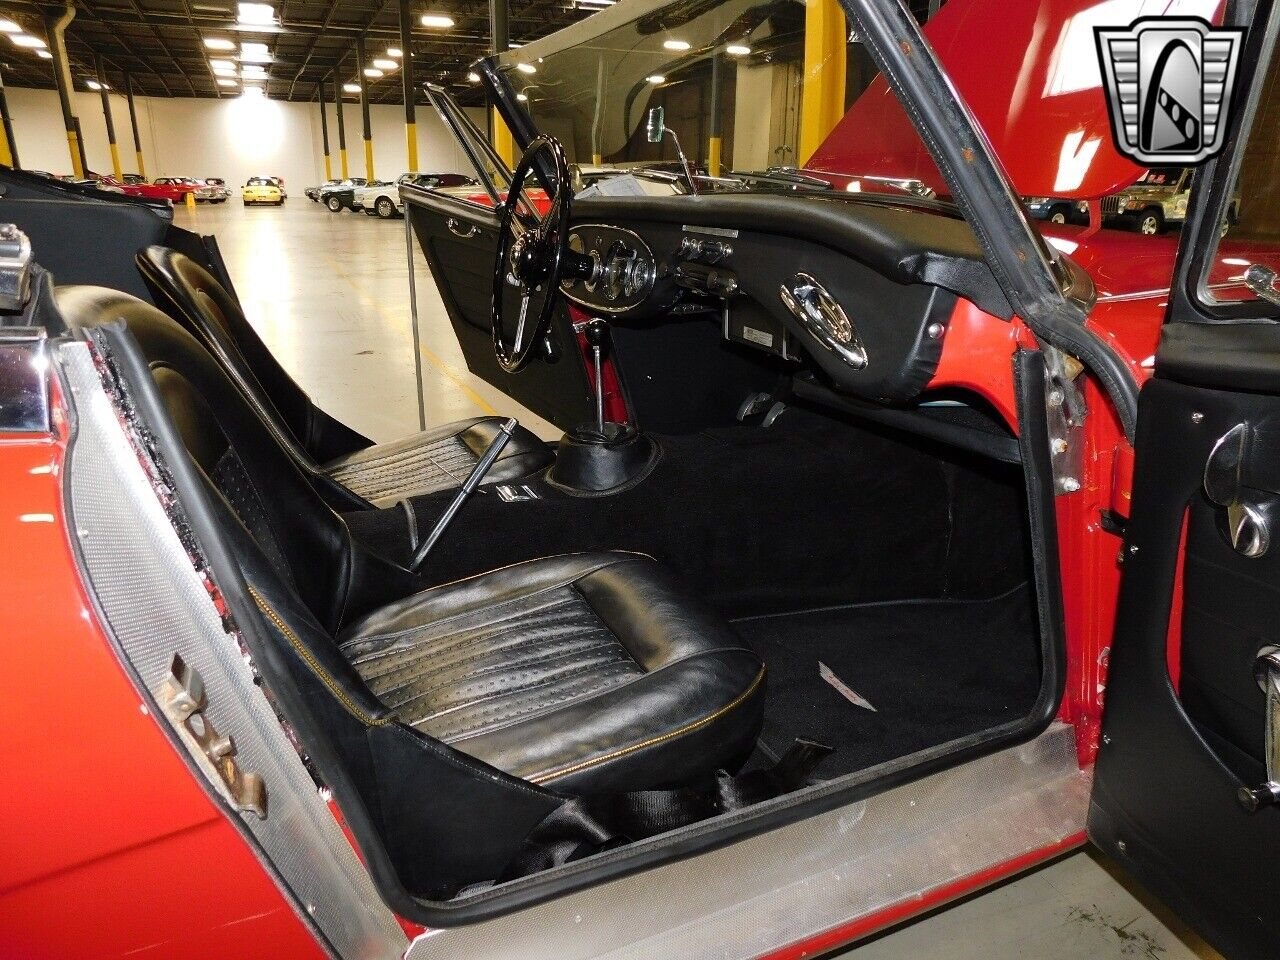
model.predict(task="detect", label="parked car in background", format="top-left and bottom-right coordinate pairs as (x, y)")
top-left (242, 176), bottom-right (283, 206)
top-left (1023, 195), bottom-right (1081, 225)
top-left (353, 173), bottom-right (480, 218)
top-left (320, 178), bottom-right (367, 212)
top-left (306, 179), bottom-right (343, 201)
top-left (1100, 167), bottom-right (1189, 235)
top-left (120, 173), bottom-right (147, 185)
top-left (269, 175), bottom-right (287, 199)
top-left (180, 177), bottom-right (229, 203)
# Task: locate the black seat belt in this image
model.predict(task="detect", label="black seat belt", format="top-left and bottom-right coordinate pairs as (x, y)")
top-left (500, 739), bottom-right (832, 881)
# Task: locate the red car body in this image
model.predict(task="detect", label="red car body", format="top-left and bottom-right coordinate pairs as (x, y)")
top-left (2, 0), bottom-right (1277, 956)
top-left (97, 175), bottom-right (197, 203)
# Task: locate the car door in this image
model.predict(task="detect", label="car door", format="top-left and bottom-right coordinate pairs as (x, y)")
top-left (1090, 5), bottom-right (1280, 958)
top-left (407, 86), bottom-right (594, 430)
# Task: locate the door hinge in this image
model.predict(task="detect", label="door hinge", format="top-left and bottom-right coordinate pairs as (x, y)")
top-left (157, 654), bottom-right (267, 819)
top-left (1044, 347), bottom-right (1086, 495)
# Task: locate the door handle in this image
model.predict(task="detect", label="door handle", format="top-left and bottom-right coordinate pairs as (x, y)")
top-left (447, 218), bottom-right (479, 239)
top-left (1239, 646), bottom-right (1280, 811)
top-left (1204, 423), bottom-right (1271, 558)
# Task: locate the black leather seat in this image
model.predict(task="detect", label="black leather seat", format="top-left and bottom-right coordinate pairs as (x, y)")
top-left (135, 245), bottom-right (553, 508)
top-left (58, 284), bottom-right (765, 803)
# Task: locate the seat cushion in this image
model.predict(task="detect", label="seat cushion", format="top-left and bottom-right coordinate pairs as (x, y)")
top-left (323, 417), bottom-right (554, 506)
top-left (338, 552), bottom-right (765, 794)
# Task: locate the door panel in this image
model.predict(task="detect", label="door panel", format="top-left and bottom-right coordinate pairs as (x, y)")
top-left (1092, 3), bottom-right (1280, 956)
top-left (407, 193), bottom-right (594, 431)
top-left (1091, 371), bottom-right (1280, 959)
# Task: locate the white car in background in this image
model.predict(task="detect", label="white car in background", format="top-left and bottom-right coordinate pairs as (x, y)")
top-left (353, 172), bottom-right (479, 218)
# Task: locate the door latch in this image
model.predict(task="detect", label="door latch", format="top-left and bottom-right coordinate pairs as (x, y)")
top-left (1239, 645), bottom-right (1280, 811)
top-left (1204, 423), bottom-right (1272, 558)
top-left (157, 654), bottom-right (267, 819)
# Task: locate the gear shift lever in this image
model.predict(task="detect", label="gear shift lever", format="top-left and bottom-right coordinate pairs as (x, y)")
top-left (584, 317), bottom-right (610, 433)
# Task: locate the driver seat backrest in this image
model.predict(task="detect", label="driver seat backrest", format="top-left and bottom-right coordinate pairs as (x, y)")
top-left (57, 284), bottom-right (421, 634)
top-left (135, 244), bottom-right (372, 466)
top-left (134, 245), bottom-right (556, 510)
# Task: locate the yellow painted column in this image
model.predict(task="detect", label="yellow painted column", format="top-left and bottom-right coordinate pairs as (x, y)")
top-left (406, 122), bottom-right (419, 174)
top-left (798, 0), bottom-right (847, 165)
top-left (136, 150), bottom-right (147, 179)
top-left (364, 139), bottom-right (374, 181)
top-left (109, 142), bottom-right (124, 181)
top-left (493, 108), bottom-right (516, 169)
top-left (708, 137), bottom-right (722, 177)
top-left (339, 147), bottom-right (349, 179)
top-left (66, 131), bottom-right (84, 179)
top-left (0, 131), bottom-right (12, 167)
top-left (324, 153), bottom-right (333, 180)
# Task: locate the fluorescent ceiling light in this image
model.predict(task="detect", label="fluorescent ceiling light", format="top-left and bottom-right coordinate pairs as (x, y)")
top-left (240, 41), bottom-right (271, 62)
top-left (466, 71), bottom-right (480, 82)
top-left (11, 34), bottom-right (46, 48)
top-left (663, 39), bottom-right (690, 51)
top-left (575, 0), bottom-right (615, 8)
top-left (35, 49), bottom-right (50, 59)
top-left (236, 2), bottom-right (275, 25)
top-left (726, 43), bottom-right (750, 55)
top-left (210, 59), bottom-right (237, 70)
top-left (646, 74), bottom-right (665, 84)
top-left (386, 47), bottom-right (402, 57)
top-left (86, 80), bottom-right (104, 91)
top-left (363, 67), bottom-right (383, 78)
top-left (343, 82), bottom-right (361, 92)
top-left (241, 85), bottom-right (265, 97)
top-left (372, 58), bottom-right (398, 70)
top-left (420, 13), bottom-right (454, 28)
top-left (0, 19), bottom-right (22, 33)
top-left (217, 77), bottom-right (238, 87)
top-left (515, 62), bottom-right (536, 74)
top-left (204, 37), bottom-right (235, 50)
top-left (516, 92), bottom-right (527, 101)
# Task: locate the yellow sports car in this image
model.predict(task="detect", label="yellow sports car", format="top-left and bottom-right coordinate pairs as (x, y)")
top-left (242, 176), bottom-right (283, 206)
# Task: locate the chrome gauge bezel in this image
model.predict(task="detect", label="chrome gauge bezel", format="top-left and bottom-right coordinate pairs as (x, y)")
top-left (561, 224), bottom-right (656, 314)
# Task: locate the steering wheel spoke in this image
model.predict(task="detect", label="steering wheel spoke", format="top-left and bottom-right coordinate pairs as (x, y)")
top-left (491, 136), bottom-right (573, 373)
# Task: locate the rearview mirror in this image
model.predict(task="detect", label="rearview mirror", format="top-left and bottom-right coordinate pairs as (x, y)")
top-left (646, 107), bottom-right (665, 144)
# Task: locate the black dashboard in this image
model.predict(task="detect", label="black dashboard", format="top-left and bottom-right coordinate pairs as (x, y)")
top-left (561, 192), bottom-right (1000, 403)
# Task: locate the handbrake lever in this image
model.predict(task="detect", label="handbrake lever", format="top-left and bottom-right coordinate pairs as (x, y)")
top-left (409, 417), bottom-right (517, 572)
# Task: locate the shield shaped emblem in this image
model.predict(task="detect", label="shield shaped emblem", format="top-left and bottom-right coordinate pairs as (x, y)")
top-left (1095, 17), bottom-right (1245, 166)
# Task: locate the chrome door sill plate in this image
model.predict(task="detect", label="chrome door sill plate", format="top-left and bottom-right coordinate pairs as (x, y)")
top-left (408, 722), bottom-right (1088, 960)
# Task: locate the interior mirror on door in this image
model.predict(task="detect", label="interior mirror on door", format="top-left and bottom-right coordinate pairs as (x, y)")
top-left (645, 107), bottom-right (665, 144)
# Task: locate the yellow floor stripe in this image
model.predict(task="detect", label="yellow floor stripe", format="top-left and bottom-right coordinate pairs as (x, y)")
top-left (321, 251), bottom-right (498, 416)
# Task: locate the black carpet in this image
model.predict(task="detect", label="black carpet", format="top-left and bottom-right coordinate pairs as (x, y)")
top-left (345, 406), bottom-right (1032, 620)
top-left (741, 583), bottom-right (1041, 780)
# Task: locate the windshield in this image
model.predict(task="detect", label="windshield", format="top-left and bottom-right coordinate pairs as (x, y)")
top-left (494, 0), bottom-right (948, 198)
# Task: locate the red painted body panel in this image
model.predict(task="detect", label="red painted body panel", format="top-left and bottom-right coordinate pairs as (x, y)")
top-left (808, 0), bottom-right (1224, 200)
top-left (0, 398), bottom-right (326, 960)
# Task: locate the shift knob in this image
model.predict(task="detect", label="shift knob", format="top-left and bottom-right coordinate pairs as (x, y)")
top-left (584, 317), bottom-right (610, 351)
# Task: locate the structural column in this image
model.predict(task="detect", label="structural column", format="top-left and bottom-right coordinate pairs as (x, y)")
top-left (319, 81), bottom-right (332, 180)
top-left (708, 52), bottom-right (723, 176)
top-left (124, 73), bottom-right (146, 177)
top-left (398, 0), bottom-right (418, 173)
top-left (0, 72), bottom-right (19, 169)
top-left (334, 71), bottom-right (349, 178)
top-left (356, 37), bottom-right (374, 180)
top-left (45, 4), bottom-right (85, 179)
top-left (489, 0), bottom-right (515, 167)
top-left (95, 56), bottom-right (124, 181)
top-left (798, 0), bottom-right (846, 165)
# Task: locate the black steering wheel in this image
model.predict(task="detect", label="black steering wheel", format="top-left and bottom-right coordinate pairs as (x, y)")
top-left (491, 135), bottom-right (592, 372)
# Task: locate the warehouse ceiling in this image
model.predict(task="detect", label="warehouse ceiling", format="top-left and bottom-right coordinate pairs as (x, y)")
top-left (0, 0), bottom-right (603, 104)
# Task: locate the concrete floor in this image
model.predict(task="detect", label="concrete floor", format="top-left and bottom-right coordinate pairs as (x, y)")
top-left (172, 199), bottom-right (1221, 960)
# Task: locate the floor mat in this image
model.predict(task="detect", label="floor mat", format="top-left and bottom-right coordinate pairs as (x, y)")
top-left (741, 583), bottom-right (1041, 780)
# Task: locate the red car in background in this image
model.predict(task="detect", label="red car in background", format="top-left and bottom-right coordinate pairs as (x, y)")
top-left (94, 174), bottom-right (197, 203)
